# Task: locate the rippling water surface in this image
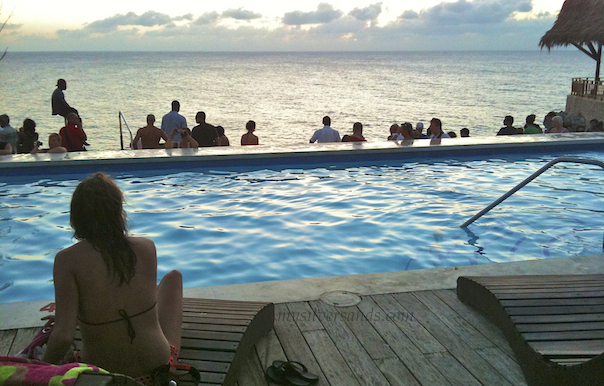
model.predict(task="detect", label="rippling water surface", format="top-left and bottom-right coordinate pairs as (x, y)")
top-left (1, 150), bottom-right (604, 303)
top-left (0, 51), bottom-right (592, 151)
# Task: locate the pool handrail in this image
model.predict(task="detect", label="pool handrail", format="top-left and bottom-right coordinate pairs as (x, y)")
top-left (119, 111), bottom-right (135, 150)
top-left (460, 158), bottom-right (604, 239)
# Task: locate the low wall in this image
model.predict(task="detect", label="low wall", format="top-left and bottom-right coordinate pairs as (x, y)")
top-left (566, 94), bottom-right (604, 122)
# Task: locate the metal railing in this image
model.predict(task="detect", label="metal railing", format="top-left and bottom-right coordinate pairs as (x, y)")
top-left (571, 78), bottom-right (604, 100)
top-left (119, 112), bottom-right (135, 150)
top-left (460, 158), bottom-right (604, 249)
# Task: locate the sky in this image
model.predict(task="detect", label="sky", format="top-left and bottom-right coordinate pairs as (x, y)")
top-left (0, 0), bottom-right (566, 51)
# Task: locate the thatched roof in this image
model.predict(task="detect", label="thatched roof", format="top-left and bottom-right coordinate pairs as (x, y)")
top-left (540, 0), bottom-right (604, 50)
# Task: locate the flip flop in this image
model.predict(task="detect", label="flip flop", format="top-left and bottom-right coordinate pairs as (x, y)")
top-left (266, 363), bottom-right (288, 385)
top-left (272, 360), bottom-right (318, 384)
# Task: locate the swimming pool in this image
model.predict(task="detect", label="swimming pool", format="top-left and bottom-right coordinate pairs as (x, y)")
top-left (1, 141), bottom-right (604, 303)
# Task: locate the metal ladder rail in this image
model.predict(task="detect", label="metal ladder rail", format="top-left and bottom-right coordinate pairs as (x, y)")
top-left (119, 111), bottom-right (135, 150)
top-left (460, 157), bottom-right (604, 229)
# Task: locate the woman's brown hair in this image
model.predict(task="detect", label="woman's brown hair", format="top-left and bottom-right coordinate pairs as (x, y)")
top-left (70, 172), bottom-right (136, 285)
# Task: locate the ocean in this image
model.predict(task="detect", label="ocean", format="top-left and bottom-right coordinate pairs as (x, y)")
top-left (0, 51), bottom-right (593, 151)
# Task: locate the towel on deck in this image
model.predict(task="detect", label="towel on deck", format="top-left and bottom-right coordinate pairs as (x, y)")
top-left (0, 356), bottom-right (106, 386)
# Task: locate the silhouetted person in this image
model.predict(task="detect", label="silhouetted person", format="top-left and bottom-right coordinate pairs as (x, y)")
top-left (497, 116), bottom-right (522, 135)
top-left (191, 111), bottom-right (218, 147)
top-left (460, 128), bottom-right (470, 137)
top-left (241, 120), bottom-right (259, 145)
top-left (216, 126), bottom-right (230, 146)
top-left (17, 118), bottom-right (39, 154)
top-left (428, 118), bottom-right (450, 139)
top-left (310, 116), bottom-right (340, 143)
top-left (342, 122), bottom-right (366, 142)
top-left (0, 114), bottom-right (18, 154)
top-left (52, 79), bottom-right (78, 118)
top-left (132, 115), bottom-right (172, 149)
top-left (524, 114), bottom-right (542, 134)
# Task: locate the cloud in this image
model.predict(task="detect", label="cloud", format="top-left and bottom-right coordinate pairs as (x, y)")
top-left (349, 3), bottom-right (382, 22)
top-left (416, 0), bottom-right (533, 25)
top-left (283, 3), bottom-right (343, 25)
top-left (400, 10), bottom-right (419, 20)
top-left (84, 11), bottom-right (174, 32)
top-left (193, 12), bottom-right (220, 25)
top-left (2, 23), bottom-right (22, 30)
top-left (174, 14), bottom-right (194, 22)
top-left (222, 8), bottom-right (262, 20)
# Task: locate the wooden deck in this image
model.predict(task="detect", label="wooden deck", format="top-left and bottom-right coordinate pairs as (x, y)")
top-left (1, 289), bottom-right (527, 386)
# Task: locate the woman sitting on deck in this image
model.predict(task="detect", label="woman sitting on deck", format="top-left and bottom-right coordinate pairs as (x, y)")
top-left (42, 172), bottom-right (183, 384)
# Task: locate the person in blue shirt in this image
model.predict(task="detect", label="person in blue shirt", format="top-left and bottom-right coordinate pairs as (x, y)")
top-left (161, 101), bottom-right (187, 147)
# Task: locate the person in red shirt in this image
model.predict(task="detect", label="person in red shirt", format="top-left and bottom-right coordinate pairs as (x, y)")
top-left (342, 122), bottom-right (366, 142)
top-left (60, 113), bottom-right (87, 151)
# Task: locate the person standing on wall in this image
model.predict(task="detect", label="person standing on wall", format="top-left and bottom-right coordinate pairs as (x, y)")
top-left (161, 101), bottom-right (187, 147)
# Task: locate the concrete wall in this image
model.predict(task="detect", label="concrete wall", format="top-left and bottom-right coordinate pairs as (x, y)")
top-left (566, 94), bottom-right (604, 121)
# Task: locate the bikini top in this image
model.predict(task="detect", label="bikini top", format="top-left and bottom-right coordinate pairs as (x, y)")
top-left (78, 302), bottom-right (157, 343)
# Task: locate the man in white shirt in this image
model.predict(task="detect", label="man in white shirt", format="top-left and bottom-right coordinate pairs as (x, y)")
top-left (0, 114), bottom-right (18, 154)
top-left (310, 116), bottom-right (341, 143)
top-left (161, 101), bottom-right (187, 146)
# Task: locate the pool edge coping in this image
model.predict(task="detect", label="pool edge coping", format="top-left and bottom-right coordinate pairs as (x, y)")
top-left (2, 253), bottom-right (602, 330)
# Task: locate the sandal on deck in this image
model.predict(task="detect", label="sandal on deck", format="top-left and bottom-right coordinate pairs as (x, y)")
top-left (268, 361), bottom-right (318, 385)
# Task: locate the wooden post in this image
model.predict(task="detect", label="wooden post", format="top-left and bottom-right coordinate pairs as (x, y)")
top-left (596, 44), bottom-right (602, 96)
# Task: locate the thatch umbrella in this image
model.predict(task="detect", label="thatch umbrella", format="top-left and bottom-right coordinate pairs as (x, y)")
top-left (540, 0), bottom-right (604, 82)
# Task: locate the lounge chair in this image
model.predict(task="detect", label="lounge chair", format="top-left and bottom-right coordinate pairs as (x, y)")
top-left (457, 274), bottom-right (604, 386)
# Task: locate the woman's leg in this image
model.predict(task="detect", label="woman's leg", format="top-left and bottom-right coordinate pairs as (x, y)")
top-left (157, 270), bottom-right (183, 350)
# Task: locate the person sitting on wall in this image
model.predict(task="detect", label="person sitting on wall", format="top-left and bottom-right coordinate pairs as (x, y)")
top-left (387, 124), bottom-right (399, 140)
top-left (428, 118), bottom-right (450, 139)
top-left (59, 113), bottom-right (87, 152)
top-left (342, 122), bottom-right (366, 142)
top-left (497, 116), bottom-right (522, 135)
top-left (548, 116), bottom-right (569, 133)
top-left (132, 115), bottom-right (172, 149)
top-left (171, 127), bottom-right (198, 148)
top-left (310, 116), bottom-right (340, 143)
top-left (191, 111), bottom-right (218, 147)
top-left (460, 128), bottom-right (470, 137)
top-left (17, 118), bottom-right (40, 154)
top-left (51, 79), bottom-right (79, 118)
top-left (215, 126), bottom-right (230, 146)
top-left (241, 120), bottom-right (259, 145)
top-left (523, 114), bottom-right (542, 134)
top-left (32, 133), bottom-right (68, 154)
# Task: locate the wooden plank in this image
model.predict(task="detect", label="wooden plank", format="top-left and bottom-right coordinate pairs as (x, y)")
top-left (183, 330), bottom-right (244, 341)
top-left (426, 352), bottom-right (482, 386)
top-left (483, 281), bottom-right (604, 289)
top-left (308, 300), bottom-right (390, 386)
top-left (475, 347), bottom-right (527, 386)
top-left (183, 311), bottom-right (255, 320)
top-left (181, 338), bottom-right (238, 351)
top-left (272, 303), bottom-right (328, 385)
top-left (374, 357), bottom-right (421, 386)
top-left (358, 296), bottom-right (452, 386)
top-left (413, 291), bottom-right (495, 350)
top-left (501, 297), bottom-right (604, 307)
top-left (336, 304), bottom-right (395, 360)
top-left (522, 330), bottom-right (604, 341)
top-left (0, 329), bottom-right (17, 356)
top-left (434, 290), bottom-right (515, 358)
top-left (182, 359), bottom-right (230, 373)
top-left (179, 348), bottom-right (234, 363)
top-left (492, 291), bottom-right (604, 299)
top-left (511, 313), bottom-right (604, 324)
top-left (371, 294), bottom-right (446, 354)
top-left (303, 329), bottom-right (361, 386)
top-left (8, 327), bottom-right (38, 356)
top-left (471, 275), bottom-right (604, 284)
top-left (391, 292), bottom-right (514, 386)
top-left (516, 321), bottom-right (604, 333)
top-left (531, 340), bottom-right (604, 357)
top-left (505, 305), bottom-right (604, 315)
top-left (182, 316), bottom-right (253, 326)
top-left (183, 323), bottom-right (246, 333)
top-left (285, 301), bottom-right (325, 332)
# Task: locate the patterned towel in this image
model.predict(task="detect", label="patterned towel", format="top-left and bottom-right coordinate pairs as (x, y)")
top-left (0, 356), bottom-right (107, 386)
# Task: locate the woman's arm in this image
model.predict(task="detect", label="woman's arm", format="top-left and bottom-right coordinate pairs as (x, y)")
top-left (42, 251), bottom-right (79, 364)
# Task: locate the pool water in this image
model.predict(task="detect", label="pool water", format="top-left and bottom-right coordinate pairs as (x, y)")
top-left (1, 151), bottom-right (604, 303)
